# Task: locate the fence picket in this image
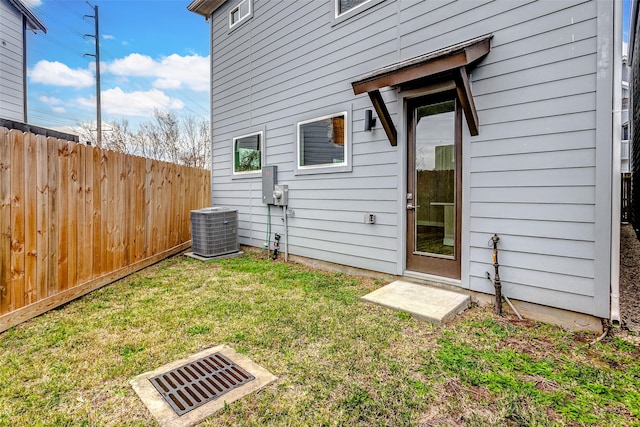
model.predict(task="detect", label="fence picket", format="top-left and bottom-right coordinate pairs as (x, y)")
top-left (47, 137), bottom-right (59, 296)
top-left (91, 147), bottom-right (101, 278)
top-left (125, 154), bottom-right (133, 266)
top-left (24, 133), bottom-right (37, 305)
top-left (68, 141), bottom-right (78, 289)
top-left (104, 151), bottom-right (113, 273)
top-left (100, 150), bottom-right (108, 277)
top-left (57, 139), bottom-right (69, 291)
top-left (0, 128), bottom-right (11, 314)
top-left (78, 144), bottom-right (92, 283)
top-left (0, 127), bottom-right (211, 329)
top-left (117, 152), bottom-right (126, 269)
top-left (134, 156), bottom-right (144, 261)
top-left (36, 134), bottom-right (48, 301)
top-left (10, 130), bottom-right (25, 311)
top-left (144, 159), bottom-right (152, 258)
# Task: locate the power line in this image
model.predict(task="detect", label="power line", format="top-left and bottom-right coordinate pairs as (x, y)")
top-left (33, 34), bottom-right (89, 60)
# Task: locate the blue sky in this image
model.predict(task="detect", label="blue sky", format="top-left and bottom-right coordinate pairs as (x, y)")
top-left (23, 0), bottom-right (634, 132)
top-left (24, 0), bottom-right (210, 131)
top-left (624, 0), bottom-right (632, 47)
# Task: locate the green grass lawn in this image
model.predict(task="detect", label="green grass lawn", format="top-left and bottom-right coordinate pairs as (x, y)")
top-left (0, 251), bottom-right (639, 426)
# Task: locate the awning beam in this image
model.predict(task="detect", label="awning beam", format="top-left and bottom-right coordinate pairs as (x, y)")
top-left (352, 35), bottom-right (492, 144)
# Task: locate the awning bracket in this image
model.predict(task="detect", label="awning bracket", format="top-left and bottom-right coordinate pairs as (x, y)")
top-left (454, 66), bottom-right (479, 136)
top-left (368, 90), bottom-right (397, 147)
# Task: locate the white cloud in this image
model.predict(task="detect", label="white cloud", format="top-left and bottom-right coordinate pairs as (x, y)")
top-left (88, 61), bottom-right (108, 74)
top-left (29, 60), bottom-right (94, 88)
top-left (38, 95), bottom-right (66, 113)
top-left (108, 53), bottom-right (157, 76)
top-left (39, 95), bottom-right (63, 105)
top-left (103, 34), bottom-right (115, 40)
top-left (153, 78), bottom-right (182, 90)
top-left (22, 0), bottom-right (42, 7)
top-left (107, 53), bottom-right (209, 92)
top-left (77, 87), bottom-right (184, 117)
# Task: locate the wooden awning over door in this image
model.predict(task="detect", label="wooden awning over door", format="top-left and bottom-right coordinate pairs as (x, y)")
top-left (351, 35), bottom-right (492, 146)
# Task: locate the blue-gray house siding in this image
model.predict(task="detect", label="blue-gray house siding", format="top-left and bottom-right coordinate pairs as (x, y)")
top-left (191, 0), bottom-right (619, 319)
top-left (0, 0), bottom-right (45, 122)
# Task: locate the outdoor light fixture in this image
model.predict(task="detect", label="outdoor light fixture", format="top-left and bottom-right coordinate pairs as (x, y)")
top-left (364, 109), bottom-right (376, 131)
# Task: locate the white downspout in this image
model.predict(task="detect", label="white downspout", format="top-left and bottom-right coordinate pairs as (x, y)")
top-left (610, 0), bottom-right (622, 327)
top-left (208, 14), bottom-right (215, 206)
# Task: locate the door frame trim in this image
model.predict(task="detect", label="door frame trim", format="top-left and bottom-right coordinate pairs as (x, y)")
top-left (398, 85), bottom-right (454, 277)
top-left (404, 89), bottom-right (462, 279)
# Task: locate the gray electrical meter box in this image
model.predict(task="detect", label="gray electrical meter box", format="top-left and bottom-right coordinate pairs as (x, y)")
top-left (262, 165), bottom-right (277, 204)
top-left (273, 184), bottom-right (288, 206)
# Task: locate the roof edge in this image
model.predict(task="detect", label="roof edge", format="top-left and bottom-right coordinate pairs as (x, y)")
top-left (629, 0), bottom-right (639, 64)
top-left (187, 0), bottom-right (226, 17)
top-left (8, 0), bottom-right (46, 33)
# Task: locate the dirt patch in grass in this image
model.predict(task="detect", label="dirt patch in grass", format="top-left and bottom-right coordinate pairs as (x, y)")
top-left (621, 224), bottom-right (640, 331)
top-left (1, 252), bottom-right (639, 426)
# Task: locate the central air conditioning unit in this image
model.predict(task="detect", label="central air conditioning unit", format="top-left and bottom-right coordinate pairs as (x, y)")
top-left (190, 207), bottom-right (239, 257)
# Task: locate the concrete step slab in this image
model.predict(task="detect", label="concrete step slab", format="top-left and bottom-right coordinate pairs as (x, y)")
top-left (361, 280), bottom-right (470, 325)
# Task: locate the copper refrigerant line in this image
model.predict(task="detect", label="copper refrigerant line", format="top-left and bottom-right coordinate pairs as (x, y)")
top-left (486, 234), bottom-right (608, 345)
top-left (486, 234), bottom-right (523, 320)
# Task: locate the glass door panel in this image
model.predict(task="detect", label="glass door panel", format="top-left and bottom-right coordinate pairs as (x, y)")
top-left (414, 101), bottom-right (455, 258)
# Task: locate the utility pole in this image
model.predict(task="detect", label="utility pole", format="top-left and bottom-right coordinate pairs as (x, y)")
top-left (84, 3), bottom-right (102, 147)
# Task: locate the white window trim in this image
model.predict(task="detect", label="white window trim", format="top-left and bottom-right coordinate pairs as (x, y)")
top-left (229, 0), bottom-right (252, 30)
top-left (334, 0), bottom-right (373, 19)
top-left (333, 0), bottom-right (386, 25)
top-left (232, 130), bottom-right (263, 177)
top-left (296, 111), bottom-right (350, 174)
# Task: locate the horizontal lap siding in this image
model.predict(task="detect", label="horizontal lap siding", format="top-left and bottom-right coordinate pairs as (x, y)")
top-left (210, 0), bottom-right (609, 314)
top-left (211, 0), bottom-right (400, 273)
top-left (398, 0), bottom-right (603, 315)
top-left (0, 0), bottom-right (25, 122)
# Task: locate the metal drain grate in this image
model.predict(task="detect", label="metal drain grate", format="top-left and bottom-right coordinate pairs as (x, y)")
top-left (149, 352), bottom-right (255, 416)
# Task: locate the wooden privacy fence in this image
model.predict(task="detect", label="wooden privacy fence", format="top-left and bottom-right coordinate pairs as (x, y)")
top-left (0, 127), bottom-right (210, 332)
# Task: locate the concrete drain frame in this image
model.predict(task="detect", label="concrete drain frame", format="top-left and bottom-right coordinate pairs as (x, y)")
top-left (149, 352), bottom-right (256, 416)
top-left (130, 345), bottom-right (277, 427)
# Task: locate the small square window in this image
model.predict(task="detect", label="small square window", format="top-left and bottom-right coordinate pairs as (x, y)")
top-left (229, 0), bottom-right (251, 29)
top-left (297, 112), bottom-right (347, 169)
top-left (233, 131), bottom-right (262, 174)
top-left (335, 0), bottom-right (373, 18)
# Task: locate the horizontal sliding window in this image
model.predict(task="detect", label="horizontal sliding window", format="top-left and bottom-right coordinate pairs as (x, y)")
top-left (233, 131), bottom-right (262, 174)
top-left (297, 112), bottom-right (347, 169)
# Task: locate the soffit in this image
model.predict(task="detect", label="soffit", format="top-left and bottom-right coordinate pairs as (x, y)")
top-left (188, 0), bottom-right (227, 17)
top-left (8, 0), bottom-right (46, 32)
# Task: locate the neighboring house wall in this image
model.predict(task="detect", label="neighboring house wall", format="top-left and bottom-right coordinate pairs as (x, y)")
top-left (631, 0), bottom-right (640, 235)
top-left (623, 57), bottom-right (630, 174)
top-left (0, 0), bottom-right (26, 122)
top-left (203, 0), bottom-right (615, 318)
